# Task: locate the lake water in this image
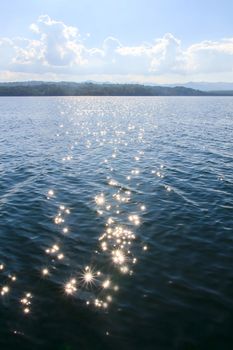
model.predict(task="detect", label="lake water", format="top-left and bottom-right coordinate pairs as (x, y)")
top-left (0, 96), bottom-right (233, 350)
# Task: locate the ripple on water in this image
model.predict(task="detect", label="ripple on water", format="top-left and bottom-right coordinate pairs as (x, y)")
top-left (0, 96), bottom-right (233, 350)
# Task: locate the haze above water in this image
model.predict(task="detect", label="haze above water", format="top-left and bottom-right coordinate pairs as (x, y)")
top-left (0, 96), bottom-right (233, 350)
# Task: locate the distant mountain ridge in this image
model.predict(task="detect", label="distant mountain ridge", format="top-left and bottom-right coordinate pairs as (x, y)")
top-left (0, 81), bottom-right (233, 96)
top-left (164, 82), bottom-right (233, 91)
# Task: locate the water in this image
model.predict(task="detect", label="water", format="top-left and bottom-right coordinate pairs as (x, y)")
top-left (0, 96), bottom-right (233, 350)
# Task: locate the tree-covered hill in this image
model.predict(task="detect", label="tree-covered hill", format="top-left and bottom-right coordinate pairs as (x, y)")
top-left (0, 81), bottom-right (232, 96)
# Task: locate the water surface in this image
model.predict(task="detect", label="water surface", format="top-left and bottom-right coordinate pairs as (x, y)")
top-left (0, 96), bottom-right (233, 349)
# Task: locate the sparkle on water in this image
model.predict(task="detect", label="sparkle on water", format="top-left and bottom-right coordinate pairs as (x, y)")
top-left (0, 98), bottom-right (152, 320)
top-left (34, 101), bottom-right (149, 310)
top-left (3, 97), bottom-right (231, 349)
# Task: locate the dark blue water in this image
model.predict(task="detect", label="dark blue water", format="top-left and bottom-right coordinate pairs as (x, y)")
top-left (0, 96), bottom-right (233, 350)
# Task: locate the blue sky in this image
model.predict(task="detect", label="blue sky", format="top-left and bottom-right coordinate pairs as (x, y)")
top-left (0, 0), bottom-right (233, 82)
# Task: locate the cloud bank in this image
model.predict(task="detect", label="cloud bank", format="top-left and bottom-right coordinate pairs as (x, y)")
top-left (0, 15), bottom-right (233, 82)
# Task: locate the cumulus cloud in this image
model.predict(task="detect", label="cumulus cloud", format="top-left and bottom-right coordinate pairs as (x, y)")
top-left (35, 15), bottom-right (85, 66)
top-left (186, 39), bottom-right (233, 73)
top-left (0, 15), bottom-right (233, 81)
top-left (0, 38), bottom-right (15, 68)
top-left (116, 33), bottom-right (184, 74)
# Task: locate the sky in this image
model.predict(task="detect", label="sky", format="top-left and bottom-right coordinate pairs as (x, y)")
top-left (0, 0), bottom-right (233, 83)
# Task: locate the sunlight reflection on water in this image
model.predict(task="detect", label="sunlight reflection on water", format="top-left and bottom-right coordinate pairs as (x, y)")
top-left (0, 96), bottom-right (233, 349)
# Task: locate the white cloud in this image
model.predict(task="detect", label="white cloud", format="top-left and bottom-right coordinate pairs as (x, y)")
top-left (32, 15), bottom-right (85, 67)
top-left (0, 15), bottom-right (233, 82)
top-left (116, 33), bottom-right (184, 74)
top-left (186, 39), bottom-right (233, 73)
top-left (0, 38), bottom-right (15, 68)
top-left (29, 23), bottom-right (40, 34)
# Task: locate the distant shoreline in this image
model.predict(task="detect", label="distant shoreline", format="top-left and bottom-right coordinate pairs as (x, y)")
top-left (0, 82), bottom-right (233, 96)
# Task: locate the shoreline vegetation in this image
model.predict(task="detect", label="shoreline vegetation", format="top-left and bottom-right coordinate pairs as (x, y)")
top-left (0, 81), bottom-right (233, 96)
